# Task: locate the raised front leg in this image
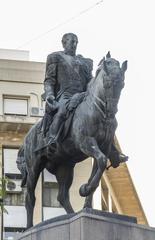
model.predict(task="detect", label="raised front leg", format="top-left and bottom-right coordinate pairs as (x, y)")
top-left (108, 142), bottom-right (128, 168)
top-left (83, 159), bottom-right (97, 208)
top-left (79, 137), bottom-right (107, 197)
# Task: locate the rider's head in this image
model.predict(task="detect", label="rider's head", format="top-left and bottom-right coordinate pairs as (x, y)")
top-left (62, 33), bottom-right (78, 56)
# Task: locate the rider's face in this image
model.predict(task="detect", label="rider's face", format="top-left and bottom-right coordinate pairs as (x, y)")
top-left (63, 35), bottom-right (78, 56)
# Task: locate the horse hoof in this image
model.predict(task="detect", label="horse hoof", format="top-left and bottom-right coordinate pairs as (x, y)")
top-left (79, 184), bottom-right (91, 197)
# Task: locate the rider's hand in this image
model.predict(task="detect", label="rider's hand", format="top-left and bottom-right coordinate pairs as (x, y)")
top-left (46, 95), bottom-right (55, 103)
top-left (67, 99), bottom-right (77, 111)
top-left (46, 95), bottom-right (59, 112)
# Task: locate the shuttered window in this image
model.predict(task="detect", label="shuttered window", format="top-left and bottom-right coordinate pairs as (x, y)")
top-left (4, 190), bottom-right (25, 206)
top-left (3, 148), bottom-right (20, 174)
top-left (43, 182), bottom-right (61, 208)
top-left (3, 98), bottom-right (28, 115)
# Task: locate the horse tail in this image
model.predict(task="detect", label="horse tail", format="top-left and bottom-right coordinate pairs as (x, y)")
top-left (16, 145), bottom-right (27, 187)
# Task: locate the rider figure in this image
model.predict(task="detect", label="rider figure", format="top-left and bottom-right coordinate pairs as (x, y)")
top-left (42, 33), bottom-right (93, 143)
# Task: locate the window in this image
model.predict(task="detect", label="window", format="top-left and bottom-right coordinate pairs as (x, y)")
top-left (4, 190), bottom-right (26, 206)
top-left (3, 97), bottom-right (28, 116)
top-left (3, 148), bottom-right (25, 207)
top-left (3, 148), bottom-right (20, 175)
top-left (43, 182), bottom-right (61, 208)
top-left (4, 227), bottom-right (25, 240)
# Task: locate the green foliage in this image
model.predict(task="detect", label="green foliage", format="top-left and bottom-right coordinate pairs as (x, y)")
top-left (0, 177), bottom-right (9, 214)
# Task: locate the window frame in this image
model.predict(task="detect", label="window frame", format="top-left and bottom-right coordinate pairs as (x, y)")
top-left (3, 146), bottom-right (21, 176)
top-left (4, 190), bottom-right (26, 206)
top-left (3, 95), bottom-right (29, 116)
top-left (2, 146), bottom-right (25, 207)
top-left (42, 182), bottom-right (61, 208)
top-left (4, 227), bottom-right (26, 240)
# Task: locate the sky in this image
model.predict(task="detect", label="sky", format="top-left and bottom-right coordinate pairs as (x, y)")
top-left (0, 0), bottom-right (155, 226)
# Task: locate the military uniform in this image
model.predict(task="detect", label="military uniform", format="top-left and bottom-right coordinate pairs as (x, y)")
top-left (43, 51), bottom-right (93, 139)
top-left (44, 51), bottom-right (93, 100)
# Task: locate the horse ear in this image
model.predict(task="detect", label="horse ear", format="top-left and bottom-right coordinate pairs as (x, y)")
top-left (98, 57), bottom-right (105, 66)
top-left (121, 60), bottom-right (128, 73)
top-left (106, 51), bottom-right (111, 58)
top-left (104, 60), bottom-right (109, 75)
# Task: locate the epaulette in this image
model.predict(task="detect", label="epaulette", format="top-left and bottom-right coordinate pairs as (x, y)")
top-left (47, 51), bottom-right (63, 63)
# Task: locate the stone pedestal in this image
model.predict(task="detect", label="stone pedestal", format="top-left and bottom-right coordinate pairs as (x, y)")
top-left (16, 208), bottom-right (155, 240)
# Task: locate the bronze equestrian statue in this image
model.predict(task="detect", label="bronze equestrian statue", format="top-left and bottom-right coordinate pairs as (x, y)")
top-left (17, 33), bottom-right (128, 229)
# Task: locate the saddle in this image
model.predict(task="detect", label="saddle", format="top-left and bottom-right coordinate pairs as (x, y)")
top-left (34, 92), bottom-right (85, 152)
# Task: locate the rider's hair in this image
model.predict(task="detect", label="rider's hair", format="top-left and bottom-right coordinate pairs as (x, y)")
top-left (62, 33), bottom-right (78, 46)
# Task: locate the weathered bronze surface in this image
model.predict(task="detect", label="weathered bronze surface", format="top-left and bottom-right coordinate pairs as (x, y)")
top-left (17, 33), bottom-right (127, 228)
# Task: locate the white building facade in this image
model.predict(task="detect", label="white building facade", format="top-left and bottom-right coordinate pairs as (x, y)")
top-left (0, 50), bottom-right (93, 240)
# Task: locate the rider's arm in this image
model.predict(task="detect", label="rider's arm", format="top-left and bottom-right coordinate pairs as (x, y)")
top-left (44, 54), bottom-right (57, 100)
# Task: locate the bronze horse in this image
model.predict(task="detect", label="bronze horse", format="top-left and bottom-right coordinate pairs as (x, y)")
top-left (17, 53), bottom-right (127, 228)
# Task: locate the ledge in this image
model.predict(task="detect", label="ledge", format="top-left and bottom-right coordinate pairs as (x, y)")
top-left (16, 208), bottom-right (155, 240)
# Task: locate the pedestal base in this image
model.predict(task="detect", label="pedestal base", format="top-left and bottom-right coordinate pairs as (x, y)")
top-left (16, 208), bottom-right (155, 240)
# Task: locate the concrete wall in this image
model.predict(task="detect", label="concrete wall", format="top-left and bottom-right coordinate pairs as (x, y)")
top-left (4, 206), bottom-right (27, 228)
top-left (16, 209), bottom-right (155, 240)
top-left (0, 81), bottom-right (43, 115)
top-left (0, 59), bottom-right (45, 83)
top-left (0, 49), bottom-right (29, 61)
top-left (0, 59), bottom-right (45, 117)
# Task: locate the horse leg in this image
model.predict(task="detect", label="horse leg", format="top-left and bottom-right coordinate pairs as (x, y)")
top-left (83, 159), bottom-right (97, 208)
top-left (25, 169), bottom-right (41, 229)
top-left (79, 137), bottom-right (107, 197)
top-left (55, 165), bottom-right (74, 213)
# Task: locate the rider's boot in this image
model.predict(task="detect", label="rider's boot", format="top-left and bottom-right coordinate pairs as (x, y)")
top-left (47, 113), bottom-right (65, 148)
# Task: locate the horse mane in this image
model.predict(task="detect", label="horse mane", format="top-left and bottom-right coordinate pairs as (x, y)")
top-left (86, 64), bottom-right (104, 97)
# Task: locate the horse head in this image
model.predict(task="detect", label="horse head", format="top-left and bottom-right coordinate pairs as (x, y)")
top-left (96, 52), bottom-right (127, 118)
